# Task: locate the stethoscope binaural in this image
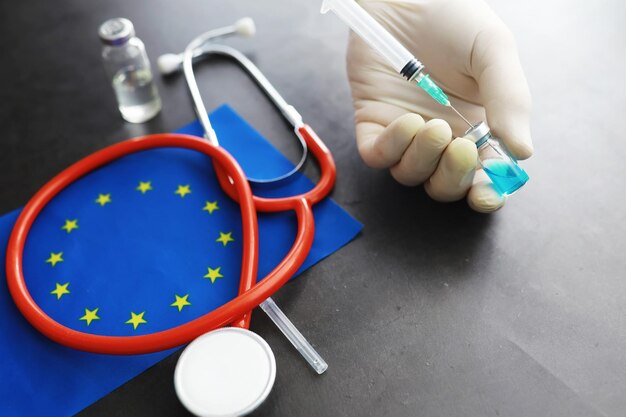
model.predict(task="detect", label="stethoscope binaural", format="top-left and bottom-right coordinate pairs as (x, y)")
top-left (158, 18), bottom-right (309, 185)
top-left (6, 18), bottom-right (334, 417)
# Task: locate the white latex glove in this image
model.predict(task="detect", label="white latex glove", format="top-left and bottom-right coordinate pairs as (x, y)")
top-left (347, 0), bottom-right (533, 212)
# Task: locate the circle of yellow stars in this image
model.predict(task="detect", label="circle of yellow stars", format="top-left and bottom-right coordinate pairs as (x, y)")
top-left (43, 181), bottom-right (236, 331)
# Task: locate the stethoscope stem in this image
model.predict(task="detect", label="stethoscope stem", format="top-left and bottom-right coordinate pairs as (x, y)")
top-left (182, 34), bottom-right (219, 145)
top-left (260, 297), bottom-right (328, 374)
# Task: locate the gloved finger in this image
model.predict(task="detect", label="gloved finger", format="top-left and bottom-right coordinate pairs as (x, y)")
top-left (390, 119), bottom-right (452, 186)
top-left (467, 169), bottom-right (506, 213)
top-left (355, 107), bottom-right (425, 169)
top-left (471, 25), bottom-right (533, 160)
top-left (424, 137), bottom-right (477, 202)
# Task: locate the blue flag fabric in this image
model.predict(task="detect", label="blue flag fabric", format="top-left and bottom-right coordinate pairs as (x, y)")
top-left (0, 104), bottom-right (362, 416)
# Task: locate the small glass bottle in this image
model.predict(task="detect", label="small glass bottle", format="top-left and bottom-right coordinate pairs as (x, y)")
top-left (465, 122), bottom-right (529, 196)
top-left (98, 18), bottom-right (161, 123)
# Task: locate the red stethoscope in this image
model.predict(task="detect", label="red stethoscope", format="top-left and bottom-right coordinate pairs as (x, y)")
top-left (6, 19), bottom-right (335, 416)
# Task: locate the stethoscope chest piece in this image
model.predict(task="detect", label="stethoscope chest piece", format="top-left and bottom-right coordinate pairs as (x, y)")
top-left (175, 327), bottom-right (277, 417)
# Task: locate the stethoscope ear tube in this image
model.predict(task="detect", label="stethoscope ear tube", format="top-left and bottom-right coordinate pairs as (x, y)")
top-left (176, 35), bottom-right (309, 185)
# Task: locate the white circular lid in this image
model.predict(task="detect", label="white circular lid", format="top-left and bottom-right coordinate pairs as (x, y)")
top-left (174, 328), bottom-right (276, 417)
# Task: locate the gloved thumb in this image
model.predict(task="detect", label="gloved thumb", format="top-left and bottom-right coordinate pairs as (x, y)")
top-left (471, 25), bottom-right (533, 159)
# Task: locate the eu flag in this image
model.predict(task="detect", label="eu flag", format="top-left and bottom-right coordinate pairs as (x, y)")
top-left (0, 104), bottom-right (362, 415)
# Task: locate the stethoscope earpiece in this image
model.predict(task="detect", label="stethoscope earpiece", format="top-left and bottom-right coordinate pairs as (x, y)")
top-left (157, 53), bottom-right (182, 75)
top-left (234, 17), bottom-right (256, 38)
top-left (157, 18), bottom-right (255, 77)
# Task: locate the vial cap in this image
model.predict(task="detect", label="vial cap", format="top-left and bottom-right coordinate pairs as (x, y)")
top-left (464, 121), bottom-right (491, 145)
top-left (98, 18), bottom-right (135, 46)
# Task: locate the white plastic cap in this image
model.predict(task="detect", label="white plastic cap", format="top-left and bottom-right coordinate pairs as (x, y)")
top-left (175, 328), bottom-right (276, 417)
top-left (157, 53), bottom-right (183, 75)
top-left (234, 17), bottom-right (256, 38)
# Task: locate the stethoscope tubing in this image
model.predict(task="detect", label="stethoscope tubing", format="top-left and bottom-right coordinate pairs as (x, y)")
top-left (6, 27), bottom-right (337, 355)
top-left (214, 124), bottom-right (335, 330)
top-left (5, 127), bottom-right (334, 355)
top-left (6, 134), bottom-right (260, 354)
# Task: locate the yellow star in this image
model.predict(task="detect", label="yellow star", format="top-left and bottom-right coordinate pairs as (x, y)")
top-left (203, 266), bottom-right (223, 284)
top-left (170, 294), bottom-right (191, 312)
top-left (50, 282), bottom-right (70, 299)
top-left (61, 219), bottom-right (78, 233)
top-left (95, 193), bottom-right (111, 206)
top-left (125, 311), bottom-right (147, 330)
top-left (202, 201), bottom-right (219, 214)
top-left (45, 252), bottom-right (64, 267)
top-left (175, 185), bottom-right (191, 198)
top-left (216, 232), bottom-right (234, 247)
top-left (136, 181), bottom-right (153, 194)
top-left (79, 308), bottom-right (100, 326)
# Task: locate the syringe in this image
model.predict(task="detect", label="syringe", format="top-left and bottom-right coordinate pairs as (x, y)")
top-left (321, 0), bottom-right (530, 196)
top-left (321, 0), bottom-right (472, 128)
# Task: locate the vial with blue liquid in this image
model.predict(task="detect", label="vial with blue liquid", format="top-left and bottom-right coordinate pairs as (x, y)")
top-left (465, 122), bottom-right (529, 196)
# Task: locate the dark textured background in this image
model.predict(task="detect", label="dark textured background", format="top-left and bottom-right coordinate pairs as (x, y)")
top-left (1, 0), bottom-right (625, 416)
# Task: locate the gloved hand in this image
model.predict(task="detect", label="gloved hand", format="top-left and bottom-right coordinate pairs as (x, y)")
top-left (347, 0), bottom-right (533, 212)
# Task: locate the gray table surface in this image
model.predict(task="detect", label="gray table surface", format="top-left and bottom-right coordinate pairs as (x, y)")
top-left (1, 0), bottom-right (625, 416)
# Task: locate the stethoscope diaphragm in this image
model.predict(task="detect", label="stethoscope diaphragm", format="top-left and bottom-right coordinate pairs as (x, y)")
top-left (175, 327), bottom-right (276, 417)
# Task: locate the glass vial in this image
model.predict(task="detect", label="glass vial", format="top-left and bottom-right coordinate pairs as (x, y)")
top-left (98, 18), bottom-right (161, 123)
top-left (465, 122), bottom-right (529, 196)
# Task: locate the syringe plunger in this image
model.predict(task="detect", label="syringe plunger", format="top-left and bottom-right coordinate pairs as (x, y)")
top-left (321, 0), bottom-right (414, 73)
top-left (322, 0), bottom-right (475, 125)
top-left (321, 0), bottom-right (448, 104)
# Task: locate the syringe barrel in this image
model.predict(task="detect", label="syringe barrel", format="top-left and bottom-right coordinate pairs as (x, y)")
top-left (321, 0), bottom-right (414, 73)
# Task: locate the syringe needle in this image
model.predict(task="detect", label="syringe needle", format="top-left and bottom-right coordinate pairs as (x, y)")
top-left (449, 105), bottom-right (474, 128)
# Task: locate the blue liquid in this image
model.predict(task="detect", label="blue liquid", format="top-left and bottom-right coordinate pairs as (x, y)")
top-left (482, 159), bottom-right (529, 195)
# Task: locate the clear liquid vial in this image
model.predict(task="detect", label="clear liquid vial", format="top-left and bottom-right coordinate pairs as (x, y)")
top-left (99, 18), bottom-right (161, 123)
top-left (465, 122), bottom-right (529, 196)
